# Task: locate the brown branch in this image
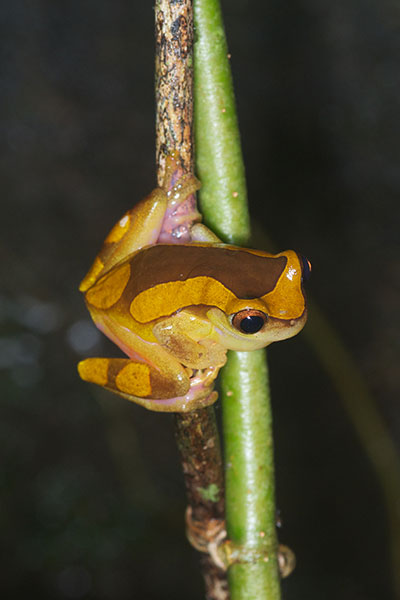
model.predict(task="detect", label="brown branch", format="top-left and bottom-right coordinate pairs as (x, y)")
top-left (155, 0), bottom-right (194, 183)
top-left (175, 408), bottom-right (228, 600)
top-left (155, 2), bottom-right (228, 598)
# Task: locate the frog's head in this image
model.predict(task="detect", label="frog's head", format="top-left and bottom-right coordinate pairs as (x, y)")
top-left (206, 250), bottom-right (310, 351)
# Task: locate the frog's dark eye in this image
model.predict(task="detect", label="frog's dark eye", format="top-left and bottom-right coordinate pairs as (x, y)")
top-left (232, 310), bottom-right (267, 334)
top-left (300, 255), bottom-right (312, 281)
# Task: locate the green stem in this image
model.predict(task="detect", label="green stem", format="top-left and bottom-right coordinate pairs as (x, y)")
top-left (221, 351), bottom-right (281, 600)
top-left (194, 1), bottom-right (281, 598)
top-left (194, 0), bottom-right (250, 245)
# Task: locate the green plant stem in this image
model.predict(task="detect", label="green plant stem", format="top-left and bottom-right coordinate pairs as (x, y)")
top-left (194, 1), bottom-right (281, 598)
top-left (221, 351), bottom-right (281, 600)
top-left (194, 0), bottom-right (250, 245)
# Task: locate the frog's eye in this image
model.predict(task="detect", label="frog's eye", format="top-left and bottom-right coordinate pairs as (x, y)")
top-left (300, 255), bottom-right (312, 282)
top-left (232, 310), bottom-right (268, 334)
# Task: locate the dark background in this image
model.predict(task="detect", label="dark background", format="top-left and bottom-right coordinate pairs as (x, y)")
top-left (1, 1), bottom-right (399, 598)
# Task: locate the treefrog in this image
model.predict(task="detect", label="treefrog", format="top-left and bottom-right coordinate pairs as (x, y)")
top-left (78, 155), bottom-right (309, 412)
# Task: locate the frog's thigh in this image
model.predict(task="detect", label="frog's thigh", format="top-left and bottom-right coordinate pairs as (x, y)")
top-left (78, 356), bottom-right (190, 400)
top-left (118, 188), bottom-right (168, 255)
top-left (80, 188), bottom-right (167, 291)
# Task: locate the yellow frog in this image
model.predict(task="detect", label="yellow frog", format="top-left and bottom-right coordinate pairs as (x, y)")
top-left (78, 156), bottom-right (309, 412)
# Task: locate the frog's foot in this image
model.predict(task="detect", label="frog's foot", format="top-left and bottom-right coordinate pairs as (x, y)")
top-left (188, 365), bottom-right (219, 394)
top-left (145, 387), bottom-right (218, 413)
top-left (158, 156), bottom-right (202, 243)
top-left (77, 357), bottom-right (218, 413)
top-left (155, 366), bottom-right (219, 413)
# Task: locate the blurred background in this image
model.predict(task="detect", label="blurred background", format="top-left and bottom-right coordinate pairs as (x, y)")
top-left (1, 1), bottom-right (399, 598)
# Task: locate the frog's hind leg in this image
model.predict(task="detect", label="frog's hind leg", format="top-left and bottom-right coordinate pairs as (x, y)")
top-left (78, 356), bottom-right (191, 412)
top-left (80, 187), bottom-right (168, 292)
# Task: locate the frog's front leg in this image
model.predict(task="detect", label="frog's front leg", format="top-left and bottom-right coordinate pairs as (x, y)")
top-left (153, 309), bottom-right (227, 370)
top-left (152, 309), bottom-right (226, 406)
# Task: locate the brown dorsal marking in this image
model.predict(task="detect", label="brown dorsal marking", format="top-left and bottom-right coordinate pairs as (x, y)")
top-left (127, 245), bottom-right (287, 300)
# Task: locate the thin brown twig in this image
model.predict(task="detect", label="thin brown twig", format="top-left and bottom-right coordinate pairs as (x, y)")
top-left (154, 2), bottom-right (228, 598)
top-left (155, 0), bottom-right (194, 182)
top-left (175, 408), bottom-right (228, 600)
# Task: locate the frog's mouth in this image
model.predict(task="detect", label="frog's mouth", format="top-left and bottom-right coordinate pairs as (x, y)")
top-left (265, 310), bottom-right (308, 342)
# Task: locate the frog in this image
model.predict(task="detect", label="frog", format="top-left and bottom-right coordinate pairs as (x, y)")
top-left (78, 154), bottom-right (309, 412)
